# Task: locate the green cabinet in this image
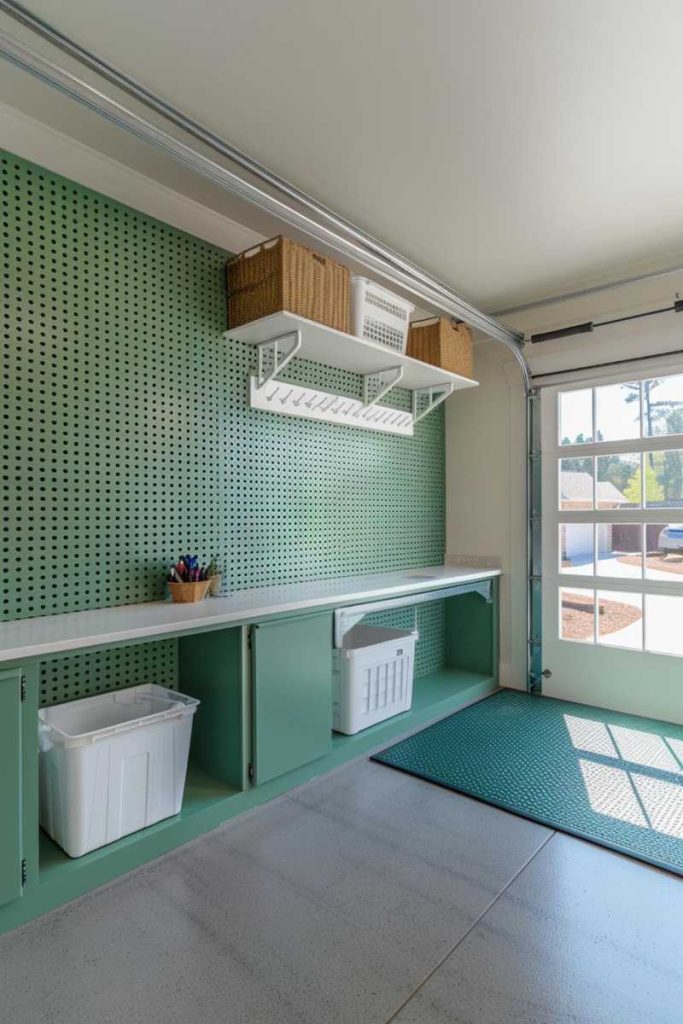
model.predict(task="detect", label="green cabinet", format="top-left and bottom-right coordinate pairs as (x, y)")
top-left (252, 613), bottom-right (332, 785)
top-left (0, 669), bottom-right (25, 907)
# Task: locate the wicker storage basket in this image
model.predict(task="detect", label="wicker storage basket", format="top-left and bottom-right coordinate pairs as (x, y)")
top-left (168, 581), bottom-right (210, 603)
top-left (227, 236), bottom-right (350, 332)
top-left (407, 317), bottom-right (474, 378)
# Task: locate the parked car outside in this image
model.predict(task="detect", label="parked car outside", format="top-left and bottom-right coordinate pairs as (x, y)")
top-left (658, 524), bottom-right (683, 553)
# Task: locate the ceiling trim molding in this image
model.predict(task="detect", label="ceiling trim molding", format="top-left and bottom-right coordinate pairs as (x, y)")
top-left (0, 100), bottom-right (263, 253)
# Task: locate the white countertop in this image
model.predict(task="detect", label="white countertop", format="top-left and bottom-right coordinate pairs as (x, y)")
top-left (0, 566), bottom-right (500, 663)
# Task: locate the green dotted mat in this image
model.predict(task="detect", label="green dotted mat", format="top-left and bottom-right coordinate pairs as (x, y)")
top-left (373, 689), bottom-right (683, 875)
top-left (3, 151), bottom-right (445, 702)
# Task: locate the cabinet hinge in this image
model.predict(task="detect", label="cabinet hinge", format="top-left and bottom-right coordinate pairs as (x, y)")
top-left (21, 858), bottom-right (27, 887)
top-left (20, 675), bottom-right (26, 702)
top-left (248, 762), bottom-right (254, 781)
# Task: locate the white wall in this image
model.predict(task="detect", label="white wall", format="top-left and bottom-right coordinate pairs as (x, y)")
top-left (445, 341), bottom-right (527, 687)
top-left (446, 275), bottom-right (683, 689)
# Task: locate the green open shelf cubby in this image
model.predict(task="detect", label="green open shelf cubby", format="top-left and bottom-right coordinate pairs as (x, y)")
top-left (1, 576), bottom-right (498, 936)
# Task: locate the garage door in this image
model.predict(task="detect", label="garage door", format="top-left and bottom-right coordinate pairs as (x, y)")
top-left (541, 369), bottom-right (683, 724)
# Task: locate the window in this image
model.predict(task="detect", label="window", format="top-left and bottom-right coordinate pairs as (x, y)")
top-left (554, 371), bottom-right (683, 658)
top-left (559, 373), bottom-right (683, 446)
top-left (596, 452), bottom-right (639, 509)
top-left (560, 388), bottom-right (592, 445)
top-left (642, 375), bottom-right (683, 437)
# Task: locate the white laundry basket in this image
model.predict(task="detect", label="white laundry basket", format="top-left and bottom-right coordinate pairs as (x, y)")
top-left (351, 276), bottom-right (415, 353)
top-left (333, 625), bottom-right (417, 735)
top-left (39, 684), bottom-right (199, 858)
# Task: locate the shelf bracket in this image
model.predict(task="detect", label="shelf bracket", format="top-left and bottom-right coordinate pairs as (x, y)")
top-left (254, 330), bottom-right (302, 390)
top-left (412, 383), bottom-right (456, 424)
top-left (362, 366), bottom-right (404, 409)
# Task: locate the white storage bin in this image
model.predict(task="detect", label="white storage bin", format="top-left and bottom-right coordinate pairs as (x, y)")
top-left (333, 625), bottom-right (417, 735)
top-left (39, 684), bottom-right (199, 858)
top-left (351, 276), bottom-right (415, 353)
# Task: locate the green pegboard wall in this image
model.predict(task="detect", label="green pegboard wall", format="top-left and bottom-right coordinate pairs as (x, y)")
top-left (361, 600), bottom-right (446, 677)
top-left (2, 151), bottom-right (445, 702)
top-left (40, 641), bottom-right (177, 706)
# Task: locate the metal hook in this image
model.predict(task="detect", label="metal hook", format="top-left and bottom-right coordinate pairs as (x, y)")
top-left (280, 388), bottom-right (294, 405)
top-left (266, 386), bottom-right (280, 402)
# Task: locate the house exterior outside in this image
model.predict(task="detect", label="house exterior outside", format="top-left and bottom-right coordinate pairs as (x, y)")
top-left (560, 470), bottom-right (626, 563)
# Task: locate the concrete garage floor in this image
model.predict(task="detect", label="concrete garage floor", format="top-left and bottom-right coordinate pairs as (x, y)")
top-left (0, 758), bottom-right (681, 1024)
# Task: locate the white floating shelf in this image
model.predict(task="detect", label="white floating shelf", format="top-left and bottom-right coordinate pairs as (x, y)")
top-left (224, 312), bottom-right (479, 392)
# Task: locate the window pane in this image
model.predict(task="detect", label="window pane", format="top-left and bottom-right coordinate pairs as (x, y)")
top-left (559, 524), bottom-right (594, 575)
top-left (560, 389), bottom-right (592, 445)
top-left (645, 594), bottom-right (683, 656)
top-left (597, 590), bottom-right (643, 650)
top-left (560, 587), bottom-right (595, 643)
top-left (559, 457), bottom-right (593, 510)
top-left (596, 524), bottom-right (642, 579)
top-left (643, 375), bottom-right (683, 437)
top-left (644, 449), bottom-right (683, 508)
top-left (595, 382), bottom-right (641, 443)
top-left (646, 523), bottom-right (683, 581)
top-left (596, 452), bottom-right (639, 509)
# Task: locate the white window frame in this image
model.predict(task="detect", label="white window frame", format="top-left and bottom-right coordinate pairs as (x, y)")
top-left (542, 364), bottom-right (683, 656)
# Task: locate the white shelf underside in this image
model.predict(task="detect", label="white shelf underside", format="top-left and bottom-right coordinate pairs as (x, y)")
top-left (226, 311), bottom-right (479, 392)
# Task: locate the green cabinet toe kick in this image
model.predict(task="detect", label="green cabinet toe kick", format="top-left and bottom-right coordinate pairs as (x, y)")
top-left (0, 574), bottom-right (499, 936)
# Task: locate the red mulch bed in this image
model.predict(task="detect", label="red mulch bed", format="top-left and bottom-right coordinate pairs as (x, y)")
top-left (619, 553), bottom-right (683, 575)
top-left (562, 593), bottom-right (642, 641)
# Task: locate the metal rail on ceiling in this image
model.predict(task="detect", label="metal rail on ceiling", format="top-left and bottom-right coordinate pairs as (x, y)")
top-left (0, 0), bottom-right (525, 360)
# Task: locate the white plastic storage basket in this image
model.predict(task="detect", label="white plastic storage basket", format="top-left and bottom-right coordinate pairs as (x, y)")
top-left (333, 625), bottom-right (417, 735)
top-left (351, 276), bottom-right (415, 353)
top-left (38, 684), bottom-right (199, 858)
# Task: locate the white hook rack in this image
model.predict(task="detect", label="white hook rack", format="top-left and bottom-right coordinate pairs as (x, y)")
top-left (250, 359), bottom-right (454, 438)
top-left (251, 377), bottom-right (414, 436)
top-left (249, 335), bottom-right (416, 435)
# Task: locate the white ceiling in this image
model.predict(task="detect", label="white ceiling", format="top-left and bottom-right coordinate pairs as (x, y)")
top-left (4, 0), bottom-right (683, 312)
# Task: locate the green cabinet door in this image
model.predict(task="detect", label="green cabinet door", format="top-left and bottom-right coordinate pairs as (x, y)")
top-left (252, 613), bottom-right (332, 785)
top-left (0, 669), bottom-right (24, 907)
